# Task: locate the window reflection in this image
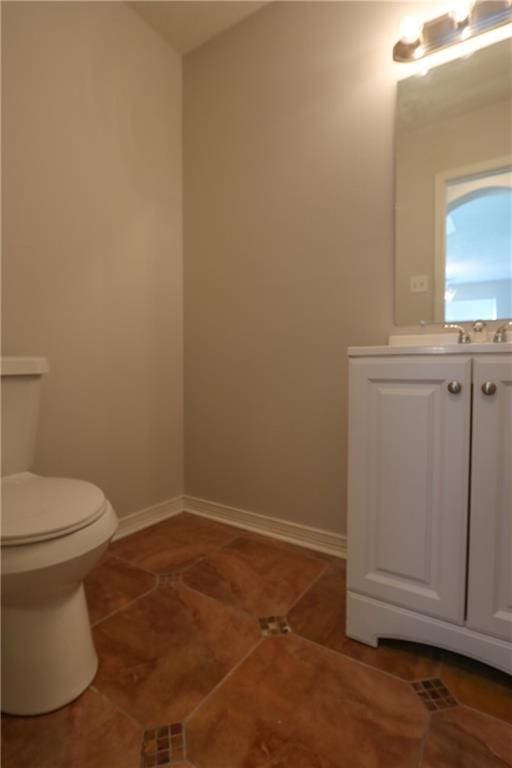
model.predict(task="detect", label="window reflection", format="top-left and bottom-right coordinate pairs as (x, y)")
top-left (445, 169), bottom-right (512, 322)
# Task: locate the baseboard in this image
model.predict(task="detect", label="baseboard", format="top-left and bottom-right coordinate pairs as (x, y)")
top-left (113, 496), bottom-right (183, 541)
top-left (113, 493), bottom-right (347, 559)
top-left (183, 495), bottom-right (347, 559)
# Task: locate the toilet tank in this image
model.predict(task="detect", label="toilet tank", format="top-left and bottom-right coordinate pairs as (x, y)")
top-left (1, 358), bottom-right (49, 477)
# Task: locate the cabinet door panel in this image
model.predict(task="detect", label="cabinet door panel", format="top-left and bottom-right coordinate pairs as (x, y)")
top-left (348, 357), bottom-right (471, 623)
top-left (467, 357), bottom-right (512, 641)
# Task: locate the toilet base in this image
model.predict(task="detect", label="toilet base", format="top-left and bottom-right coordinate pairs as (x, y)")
top-left (1, 583), bottom-right (98, 715)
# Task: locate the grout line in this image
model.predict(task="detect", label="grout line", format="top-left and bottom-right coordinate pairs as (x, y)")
top-left (109, 517), bottom-right (332, 582)
top-left (285, 560), bottom-right (330, 615)
top-left (188, 757), bottom-right (206, 768)
top-left (182, 720), bottom-right (188, 765)
top-left (90, 580), bottom-right (159, 627)
top-left (184, 759), bottom-right (203, 768)
top-left (415, 710), bottom-right (432, 768)
top-left (108, 520), bottom-right (243, 578)
top-left (151, 528), bottom-right (244, 578)
top-left (185, 512), bottom-right (335, 567)
top-left (171, 550), bottom-right (222, 577)
top-left (184, 637), bottom-right (264, 726)
top-left (227, 526), bottom-right (335, 565)
top-left (89, 684), bottom-right (144, 731)
top-left (180, 512), bottom-right (247, 554)
top-left (290, 632), bottom-right (437, 690)
top-left (178, 560), bottom-right (320, 633)
top-left (414, 693), bottom-right (510, 763)
top-left (454, 701), bottom-right (512, 729)
top-left (175, 579), bottom-right (259, 626)
top-left (176, 529), bottom-right (333, 622)
top-left (107, 551), bottom-right (160, 577)
top-left (94, 523), bottom-right (293, 629)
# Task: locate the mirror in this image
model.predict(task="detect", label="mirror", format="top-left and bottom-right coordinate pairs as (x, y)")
top-left (395, 39), bottom-right (512, 325)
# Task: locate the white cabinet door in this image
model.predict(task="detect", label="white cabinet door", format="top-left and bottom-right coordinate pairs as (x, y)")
top-left (466, 357), bottom-right (512, 642)
top-left (347, 357), bottom-right (471, 623)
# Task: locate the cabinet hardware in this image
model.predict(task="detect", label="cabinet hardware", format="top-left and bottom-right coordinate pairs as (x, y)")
top-left (447, 381), bottom-right (462, 394)
top-left (481, 381), bottom-right (497, 396)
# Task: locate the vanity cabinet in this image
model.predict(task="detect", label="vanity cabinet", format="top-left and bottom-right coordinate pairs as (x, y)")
top-left (346, 348), bottom-right (512, 674)
top-left (466, 359), bottom-right (512, 642)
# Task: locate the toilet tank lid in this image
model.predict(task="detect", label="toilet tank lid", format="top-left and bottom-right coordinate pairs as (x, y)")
top-left (1, 473), bottom-right (107, 545)
top-left (1, 357), bottom-right (49, 376)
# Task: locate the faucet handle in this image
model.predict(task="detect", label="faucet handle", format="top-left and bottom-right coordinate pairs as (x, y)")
top-left (493, 320), bottom-right (512, 343)
top-left (444, 324), bottom-right (471, 344)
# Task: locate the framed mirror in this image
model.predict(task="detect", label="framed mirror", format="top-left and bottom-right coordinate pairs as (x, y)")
top-left (395, 38), bottom-right (512, 325)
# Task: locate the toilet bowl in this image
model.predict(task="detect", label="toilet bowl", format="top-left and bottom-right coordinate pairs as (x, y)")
top-left (1, 358), bottom-right (118, 715)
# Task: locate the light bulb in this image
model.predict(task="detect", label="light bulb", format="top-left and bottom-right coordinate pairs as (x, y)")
top-left (451, 1), bottom-right (473, 24)
top-left (400, 16), bottom-right (422, 44)
top-left (398, 21), bottom-right (512, 77)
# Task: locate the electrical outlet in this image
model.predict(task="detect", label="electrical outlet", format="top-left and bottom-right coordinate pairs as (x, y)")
top-left (410, 274), bottom-right (429, 293)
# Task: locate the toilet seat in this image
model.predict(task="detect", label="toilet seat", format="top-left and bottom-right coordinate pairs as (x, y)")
top-left (1, 472), bottom-right (108, 546)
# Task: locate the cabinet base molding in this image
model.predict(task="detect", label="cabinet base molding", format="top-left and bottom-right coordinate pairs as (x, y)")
top-left (347, 591), bottom-right (512, 675)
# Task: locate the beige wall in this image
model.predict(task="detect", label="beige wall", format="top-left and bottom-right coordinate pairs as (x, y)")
top-left (2, 1), bottom-right (448, 534)
top-left (184, 1), bottom-right (429, 534)
top-left (2, 2), bottom-right (183, 517)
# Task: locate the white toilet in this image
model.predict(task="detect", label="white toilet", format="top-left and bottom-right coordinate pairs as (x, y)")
top-left (1, 357), bottom-right (118, 715)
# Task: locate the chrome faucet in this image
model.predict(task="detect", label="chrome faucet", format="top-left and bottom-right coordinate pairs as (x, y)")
top-left (493, 320), bottom-right (512, 343)
top-left (444, 323), bottom-right (471, 344)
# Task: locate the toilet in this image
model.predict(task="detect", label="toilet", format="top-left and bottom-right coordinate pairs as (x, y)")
top-left (1, 357), bottom-right (118, 715)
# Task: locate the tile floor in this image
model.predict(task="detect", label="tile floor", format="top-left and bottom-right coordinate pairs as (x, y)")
top-left (2, 512), bottom-right (512, 767)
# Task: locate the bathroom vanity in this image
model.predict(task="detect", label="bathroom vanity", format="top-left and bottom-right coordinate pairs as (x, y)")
top-left (346, 337), bottom-right (512, 674)
top-left (379, 13), bottom-right (512, 673)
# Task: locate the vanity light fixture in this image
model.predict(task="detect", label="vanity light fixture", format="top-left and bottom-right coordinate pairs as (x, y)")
top-left (393, 0), bottom-right (512, 67)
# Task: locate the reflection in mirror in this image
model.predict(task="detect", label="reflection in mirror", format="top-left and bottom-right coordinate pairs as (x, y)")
top-left (442, 165), bottom-right (512, 322)
top-left (395, 39), bottom-right (512, 325)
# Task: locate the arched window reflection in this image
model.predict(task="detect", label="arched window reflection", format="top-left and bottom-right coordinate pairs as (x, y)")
top-left (445, 186), bottom-right (512, 322)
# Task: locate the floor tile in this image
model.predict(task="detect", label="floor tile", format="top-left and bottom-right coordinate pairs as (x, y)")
top-left (6, 519), bottom-right (510, 767)
top-left (235, 528), bottom-right (337, 562)
top-left (141, 722), bottom-right (186, 767)
top-left (411, 679), bottom-right (457, 711)
top-left (258, 615), bottom-right (291, 636)
top-left (438, 650), bottom-right (512, 725)
top-left (84, 553), bottom-right (156, 624)
top-left (421, 706), bottom-right (512, 767)
top-left (182, 535), bottom-right (326, 617)
top-left (187, 633), bottom-right (428, 768)
top-left (109, 513), bottom-right (237, 573)
top-left (1, 688), bottom-right (141, 768)
top-left (288, 561), bottom-right (439, 681)
top-left (93, 582), bottom-right (260, 726)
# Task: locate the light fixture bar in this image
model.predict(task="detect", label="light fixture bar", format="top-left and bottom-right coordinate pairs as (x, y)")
top-left (393, 2), bottom-right (512, 62)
